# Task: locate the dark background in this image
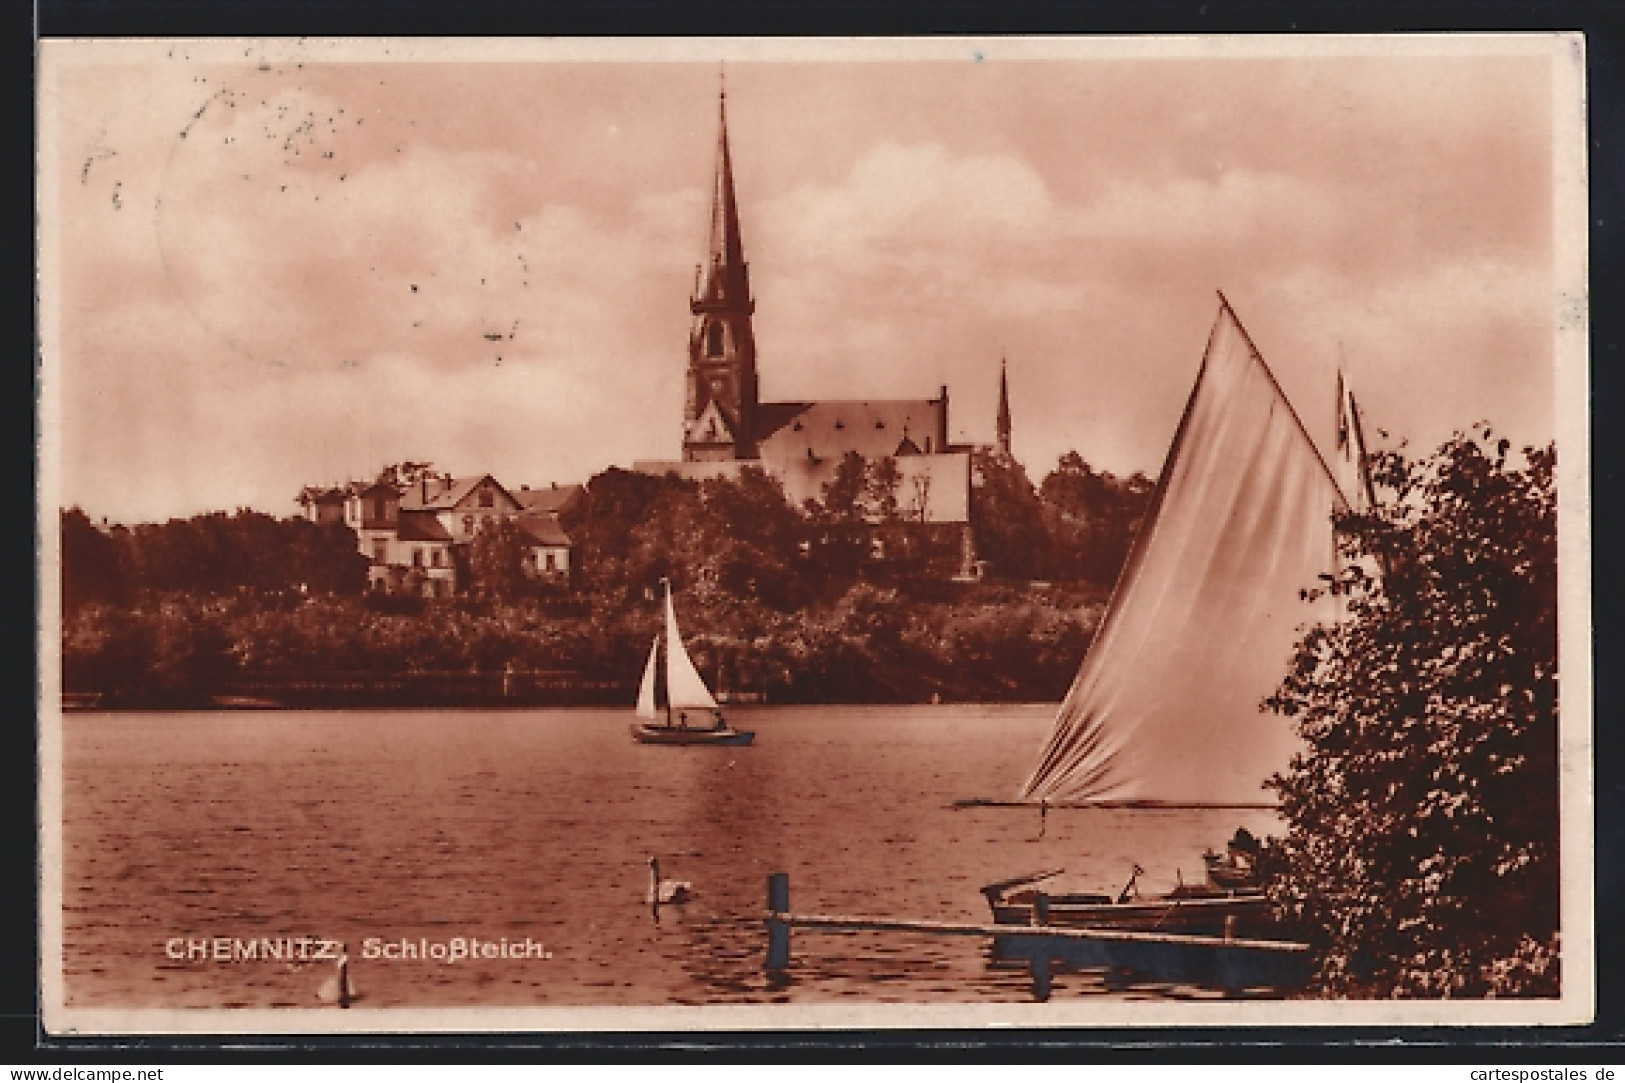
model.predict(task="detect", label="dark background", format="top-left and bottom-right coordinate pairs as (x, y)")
top-left (14, 0), bottom-right (1624, 1063)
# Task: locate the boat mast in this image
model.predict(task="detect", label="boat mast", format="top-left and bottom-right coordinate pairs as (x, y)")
top-left (661, 578), bottom-right (673, 728)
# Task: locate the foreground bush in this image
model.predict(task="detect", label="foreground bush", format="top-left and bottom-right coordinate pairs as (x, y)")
top-left (1265, 428), bottom-right (1559, 997)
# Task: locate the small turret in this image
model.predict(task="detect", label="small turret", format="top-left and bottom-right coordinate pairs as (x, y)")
top-left (996, 358), bottom-right (1013, 459)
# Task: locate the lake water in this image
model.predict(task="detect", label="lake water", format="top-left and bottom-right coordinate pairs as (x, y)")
top-left (59, 705), bottom-right (1282, 1009)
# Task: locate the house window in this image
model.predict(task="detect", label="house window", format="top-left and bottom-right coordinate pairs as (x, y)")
top-left (431, 549), bottom-right (442, 568)
top-left (479, 487), bottom-right (494, 508)
top-left (545, 552), bottom-right (557, 571)
top-left (707, 321), bottom-right (724, 357)
top-left (463, 515), bottom-right (475, 535)
top-left (412, 548), bottom-right (423, 568)
top-left (372, 540), bottom-right (388, 563)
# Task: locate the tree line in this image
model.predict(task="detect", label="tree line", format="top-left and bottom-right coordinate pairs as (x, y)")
top-left (59, 449), bottom-right (1151, 706)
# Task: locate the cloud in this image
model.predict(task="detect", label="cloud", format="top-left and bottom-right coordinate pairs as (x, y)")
top-left (46, 50), bottom-right (1564, 522)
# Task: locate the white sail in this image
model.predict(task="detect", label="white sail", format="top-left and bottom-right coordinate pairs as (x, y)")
top-left (1020, 298), bottom-right (1349, 806)
top-left (635, 636), bottom-right (661, 720)
top-left (664, 584), bottom-right (719, 711)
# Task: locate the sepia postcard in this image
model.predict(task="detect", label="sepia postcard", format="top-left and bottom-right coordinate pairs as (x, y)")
top-left (37, 35), bottom-right (1592, 1036)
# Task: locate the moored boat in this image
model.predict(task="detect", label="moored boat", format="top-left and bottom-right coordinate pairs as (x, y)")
top-left (981, 858), bottom-right (1276, 940)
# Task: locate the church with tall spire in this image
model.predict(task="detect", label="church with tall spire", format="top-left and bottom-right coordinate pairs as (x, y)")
top-left (683, 84), bottom-right (760, 462)
top-left (639, 82), bottom-right (1013, 543)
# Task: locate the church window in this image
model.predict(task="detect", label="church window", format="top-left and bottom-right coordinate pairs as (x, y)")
top-left (875, 420), bottom-right (886, 429)
top-left (925, 438), bottom-right (933, 453)
top-left (707, 321), bottom-right (725, 357)
top-left (833, 420), bottom-right (845, 430)
top-left (793, 421), bottom-right (803, 431)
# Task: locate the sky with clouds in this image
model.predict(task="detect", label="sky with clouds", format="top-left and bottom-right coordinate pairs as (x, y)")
top-left (41, 38), bottom-right (1580, 524)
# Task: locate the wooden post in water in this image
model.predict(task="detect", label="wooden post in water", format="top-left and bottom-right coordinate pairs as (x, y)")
top-left (766, 872), bottom-right (791, 971)
top-left (1029, 893), bottom-right (1052, 998)
top-left (1030, 954), bottom-right (1052, 1002)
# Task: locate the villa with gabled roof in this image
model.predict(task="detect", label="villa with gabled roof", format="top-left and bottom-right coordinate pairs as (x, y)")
top-left (299, 474), bottom-right (583, 597)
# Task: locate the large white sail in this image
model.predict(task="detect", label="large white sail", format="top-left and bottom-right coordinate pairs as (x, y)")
top-left (635, 636), bottom-right (661, 720)
top-left (664, 585), bottom-right (719, 711)
top-left (1020, 298), bottom-right (1349, 806)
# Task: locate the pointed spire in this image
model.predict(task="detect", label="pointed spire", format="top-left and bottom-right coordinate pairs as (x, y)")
top-left (698, 70), bottom-right (749, 306)
top-left (996, 356), bottom-right (1013, 458)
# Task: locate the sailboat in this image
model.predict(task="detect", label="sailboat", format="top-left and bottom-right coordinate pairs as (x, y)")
top-left (980, 294), bottom-right (1366, 939)
top-left (629, 580), bottom-right (755, 746)
top-left (1017, 294), bottom-right (1362, 807)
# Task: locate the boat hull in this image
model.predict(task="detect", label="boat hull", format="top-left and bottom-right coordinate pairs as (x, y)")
top-left (629, 722), bottom-right (755, 746)
top-left (986, 892), bottom-right (1275, 938)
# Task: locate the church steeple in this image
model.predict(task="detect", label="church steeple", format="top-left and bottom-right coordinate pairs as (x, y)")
top-left (996, 357), bottom-right (1013, 458)
top-left (685, 75), bottom-right (760, 462)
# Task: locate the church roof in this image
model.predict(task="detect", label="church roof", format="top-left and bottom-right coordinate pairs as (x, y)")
top-left (751, 401), bottom-right (813, 442)
top-left (756, 399), bottom-right (947, 463)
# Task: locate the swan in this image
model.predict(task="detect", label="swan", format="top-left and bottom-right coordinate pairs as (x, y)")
top-left (647, 856), bottom-right (693, 905)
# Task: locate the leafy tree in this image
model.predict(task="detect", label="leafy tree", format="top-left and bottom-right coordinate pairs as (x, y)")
top-left (60, 508), bottom-right (124, 612)
top-left (864, 456), bottom-right (902, 522)
top-left (821, 451), bottom-right (868, 521)
top-left (1038, 451), bottom-right (1153, 587)
top-left (698, 468), bottom-right (810, 610)
top-left (286, 519), bottom-right (369, 594)
top-left (1263, 428), bottom-right (1558, 997)
top-left (970, 449), bottom-right (1049, 580)
top-left (467, 518), bottom-right (530, 602)
top-left (567, 467), bottom-right (693, 601)
top-left (808, 451), bottom-right (872, 584)
top-left (375, 461), bottom-right (439, 489)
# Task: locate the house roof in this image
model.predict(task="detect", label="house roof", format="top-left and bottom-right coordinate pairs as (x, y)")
top-left (513, 483), bottom-right (585, 516)
top-left (399, 474), bottom-right (518, 513)
top-left (515, 514), bottom-right (571, 547)
top-left (396, 511), bottom-right (453, 542)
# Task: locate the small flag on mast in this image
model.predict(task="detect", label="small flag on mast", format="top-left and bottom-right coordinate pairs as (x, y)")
top-left (1335, 357), bottom-right (1374, 514)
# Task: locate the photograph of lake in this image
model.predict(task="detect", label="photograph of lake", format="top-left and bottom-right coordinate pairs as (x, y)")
top-left (39, 35), bottom-right (1590, 1032)
top-left (62, 705), bottom-right (1284, 1009)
